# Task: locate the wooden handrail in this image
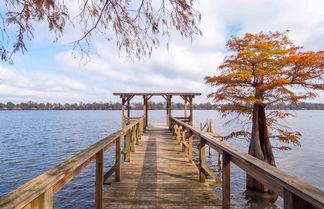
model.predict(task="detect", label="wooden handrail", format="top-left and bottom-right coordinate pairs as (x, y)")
top-left (170, 117), bottom-right (324, 209)
top-left (0, 117), bottom-right (145, 209)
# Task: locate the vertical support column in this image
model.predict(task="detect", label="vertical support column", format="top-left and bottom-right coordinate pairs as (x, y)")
top-left (166, 96), bottom-right (169, 126)
top-left (41, 189), bottom-right (53, 209)
top-left (284, 189), bottom-right (312, 209)
top-left (28, 189), bottom-right (53, 209)
top-left (96, 149), bottom-right (104, 209)
top-left (184, 98), bottom-right (187, 118)
top-left (127, 98), bottom-right (130, 118)
top-left (121, 97), bottom-right (126, 128)
top-left (181, 129), bottom-right (186, 152)
top-left (143, 96), bottom-right (148, 127)
top-left (125, 130), bottom-right (131, 162)
top-left (115, 137), bottom-right (121, 182)
top-left (173, 123), bottom-right (177, 136)
top-left (199, 138), bottom-right (206, 182)
top-left (177, 125), bottom-right (181, 144)
top-left (284, 188), bottom-right (293, 209)
top-left (166, 95), bottom-right (172, 126)
top-left (131, 126), bottom-right (136, 152)
top-left (136, 124), bottom-right (140, 145)
top-left (189, 96), bottom-right (193, 125)
top-left (169, 96), bottom-right (172, 126)
top-left (222, 152), bottom-right (231, 209)
top-left (188, 130), bottom-right (193, 163)
top-left (140, 119), bottom-right (144, 136)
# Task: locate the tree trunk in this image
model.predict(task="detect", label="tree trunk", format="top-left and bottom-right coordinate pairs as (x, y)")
top-left (247, 103), bottom-right (276, 192)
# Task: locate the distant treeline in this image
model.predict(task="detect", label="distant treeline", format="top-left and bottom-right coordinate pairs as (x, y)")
top-left (0, 101), bottom-right (219, 110)
top-left (0, 101), bottom-right (324, 110)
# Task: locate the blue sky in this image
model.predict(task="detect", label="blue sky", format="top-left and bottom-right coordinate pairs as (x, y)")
top-left (1, 0), bottom-right (324, 103)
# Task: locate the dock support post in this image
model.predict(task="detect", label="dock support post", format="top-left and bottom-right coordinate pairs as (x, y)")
top-left (125, 130), bottom-right (131, 162)
top-left (96, 149), bottom-right (104, 209)
top-left (181, 129), bottom-right (186, 152)
top-left (26, 189), bottom-right (53, 209)
top-left (143, 96), bottom-right (148, 127)
top-left (139, 119), bottom-right (144, 137)
top-left (115, 137), bottom-right (121, 182)
top-left (136, 124), bottom-right (140, 145)
top-left (173, 124), bottom-right (177, 136)
top-left (165, 95), bottom-right (172, 126)
top-left (131, 126), bottom-right (136, 152)
top-left (199, 138), bottom-right (206, 182)
top-left (177, 125), bottom-right (181, 144)
top-left (184, 99), bottom-right (187, 118)
top-left (222, 152), bottom-right (230, 209)
top-left (189, 96), bottom-right (193, 125)
top-left (127, 98), bottom-right (130, 118)
top-left (166, 96), bottom-right (169, 126)
top-left (284, 188), bottom-right (312, 209)
top-left (188, 130), bottom-right (193, 163)
top-left (121, 97), bottom-right (126, 127)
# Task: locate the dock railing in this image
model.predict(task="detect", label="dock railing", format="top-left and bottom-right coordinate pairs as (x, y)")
top-left (0, 117), bottom-right (145, 209)
top-left (170, 116), bottom-right (324, 209)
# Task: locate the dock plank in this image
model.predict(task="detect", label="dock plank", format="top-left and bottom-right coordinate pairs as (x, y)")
top-left (104, 124), bottom-right (221, 209)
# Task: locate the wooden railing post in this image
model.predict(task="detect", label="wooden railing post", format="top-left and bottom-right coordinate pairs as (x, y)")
top-left (284, 188), bottom-right (293, 209)
top-left (199, 138), bottom-right (206, 182)
top-left (284, 188), bottom-right (312, 209)
top-left (177, 125), bottom-right (181, 144)
top-left (181, 129), bottom-right (186, 152)
top-left (140, 119), bottom-right (144, 135)
top-left (218, 152), bottom-right (222, 165)
top-left (188, 130), bottom-right (193, 163)
top-left (222, 152), bottom-right (230, 209)
top-left (115, 137), bottom-right (121, 182)
top-left (172, 120), bottom-right (175, 133)
top-left (131, 127), bottom-right (136, 152)
top-left (123, 135), bottom-right (126, 161)
top-left (40, 189), bottom-right (53, 209)
top-left (173, 124), bottom-right (177, 136)
top-left (96, 149), bottom-right (104, 209)
top-left (24, 189), bottom-right (53, 209)
top-left (125, 130), bottom-right (131, 162)
top-left (136, 124), bottom-right (140, 145)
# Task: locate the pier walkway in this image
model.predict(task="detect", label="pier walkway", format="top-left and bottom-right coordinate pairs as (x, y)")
top-left (1, 92), bottom-right (323, 209)
top-left (104, 124), bottom-right (221, 208)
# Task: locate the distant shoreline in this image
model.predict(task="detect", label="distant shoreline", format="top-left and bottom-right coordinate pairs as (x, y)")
top-left (1, 109), bottom-right (324, 111)
top-left (1, 101), bottom-right (324, 111)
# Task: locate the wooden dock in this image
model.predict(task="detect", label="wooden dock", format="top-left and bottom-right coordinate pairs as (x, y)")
top-left (104, 124), bottom-right (221, 208)
top-left (1, 92), bottom-right (324, 209)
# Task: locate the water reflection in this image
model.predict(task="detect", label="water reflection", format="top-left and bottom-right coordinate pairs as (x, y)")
top-left (244, 190), bottom-right (279, 209)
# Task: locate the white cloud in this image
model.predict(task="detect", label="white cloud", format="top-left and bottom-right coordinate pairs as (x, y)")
top-left (0, 66), bottom-right (111, 103)
top-left (1, 0), bottom-right (324, 103)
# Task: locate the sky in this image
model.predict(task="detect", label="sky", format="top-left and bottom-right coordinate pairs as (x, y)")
top-left (0, 0), bottom-right (324, 103)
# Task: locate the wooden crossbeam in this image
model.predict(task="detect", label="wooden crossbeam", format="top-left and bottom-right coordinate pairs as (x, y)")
top-left (103, 165), bottom-right (116, 182)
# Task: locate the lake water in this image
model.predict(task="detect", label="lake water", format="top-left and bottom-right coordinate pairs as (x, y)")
top-left (0, 110), bottom-right (323, 208)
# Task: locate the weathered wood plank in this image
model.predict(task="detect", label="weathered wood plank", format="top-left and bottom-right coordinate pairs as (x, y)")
top-left (104, 124), bottom-right (221, 208)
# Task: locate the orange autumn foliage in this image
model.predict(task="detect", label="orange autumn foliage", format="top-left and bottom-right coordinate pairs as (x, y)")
top-left (205, 31), bottom-right (324, 150)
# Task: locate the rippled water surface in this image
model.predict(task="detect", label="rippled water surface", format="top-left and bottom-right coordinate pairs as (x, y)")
top-left (0, 110), bottom-right (323, 208)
